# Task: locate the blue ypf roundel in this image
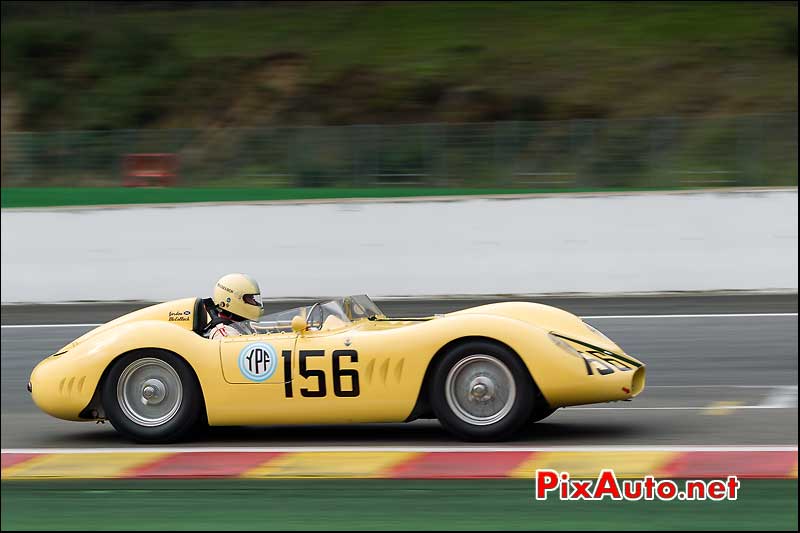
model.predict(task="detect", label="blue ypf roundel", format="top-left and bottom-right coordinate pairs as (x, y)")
top-left (238, 342), bottom-right (278, 382)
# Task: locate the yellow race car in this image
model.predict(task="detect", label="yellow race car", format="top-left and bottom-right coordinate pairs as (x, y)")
top-left (28, 295), bottom-right (646, 442)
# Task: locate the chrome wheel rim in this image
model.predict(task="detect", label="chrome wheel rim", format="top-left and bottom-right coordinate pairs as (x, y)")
top-left (444, 354), bottom-right (516, 426)
top-left (117, 358), bottom-right (182, 427)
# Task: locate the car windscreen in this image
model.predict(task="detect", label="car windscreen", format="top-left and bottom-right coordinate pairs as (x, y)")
top-left (254, 295), bottom-right (384, 332)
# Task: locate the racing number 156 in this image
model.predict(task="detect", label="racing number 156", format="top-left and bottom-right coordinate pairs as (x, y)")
top-left (282, 349), bottom-right (360, 398)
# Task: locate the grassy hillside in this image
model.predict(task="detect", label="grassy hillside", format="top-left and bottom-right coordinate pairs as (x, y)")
top-left (2, 1), bottom-right (797, 131)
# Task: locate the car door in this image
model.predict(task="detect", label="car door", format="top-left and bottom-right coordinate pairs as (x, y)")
top-left (219, 332), bottom-right (296, 386)
top-left (286, 322), bottom-right (417, 424)
top-left (286, 327), bottom-right (363, 423)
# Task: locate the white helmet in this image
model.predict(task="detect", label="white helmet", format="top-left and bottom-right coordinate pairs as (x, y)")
top-left (212, 273), bottom-right (262, 321)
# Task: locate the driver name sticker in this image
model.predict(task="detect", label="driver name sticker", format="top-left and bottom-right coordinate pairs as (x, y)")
top-left (238, 342), bottom-right (278, 382)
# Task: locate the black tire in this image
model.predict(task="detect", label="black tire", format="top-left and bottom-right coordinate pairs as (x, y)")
top-left (429, 340), bottom-right (535, 442)
top-left (532, 406), bottom-right (558, 423)
top-left (102, 349), bottom-right (204, 444)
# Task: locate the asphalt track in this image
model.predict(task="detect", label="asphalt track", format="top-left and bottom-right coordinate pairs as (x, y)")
top-left (1, 294), bottom-right (797, 449)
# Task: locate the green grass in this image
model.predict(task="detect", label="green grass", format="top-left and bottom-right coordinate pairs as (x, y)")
top-left (1, 479), bottom-right (797, 530)
top-left (0, 185), bottom-right (704, 208)
top-left (2, 2), bottom-right (796, 130)
top-left (6, 3), bottom-right (794, 71)
top-left (105, 1), bottom-right (796, 87)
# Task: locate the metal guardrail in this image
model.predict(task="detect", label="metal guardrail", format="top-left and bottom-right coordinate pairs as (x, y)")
top-left (1, 113), bottom-right (797, 188)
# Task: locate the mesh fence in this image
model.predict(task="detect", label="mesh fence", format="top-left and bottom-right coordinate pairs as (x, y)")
top-left (1, 113), bottom-right (796, 188)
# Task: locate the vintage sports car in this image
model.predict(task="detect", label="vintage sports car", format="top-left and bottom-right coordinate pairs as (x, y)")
top-left (28, 295), bottom-right (646, 442)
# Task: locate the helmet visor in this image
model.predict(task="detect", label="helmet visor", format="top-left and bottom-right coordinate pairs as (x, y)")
top-left (243, 293), bottom-right (262, 307)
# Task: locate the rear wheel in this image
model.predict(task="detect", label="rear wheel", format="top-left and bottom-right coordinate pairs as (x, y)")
top-left (430, 341), bottom-right (535, 441)
top-left (102, 350), bottom-right (203, 443)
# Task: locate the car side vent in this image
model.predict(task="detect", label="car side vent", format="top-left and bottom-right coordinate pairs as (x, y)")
top-left (394, 358), bottom-right (405, 382)
top-left (379, 359), bottom-right (390, 384)
top-left (365, 359), bottom-right (376, 384)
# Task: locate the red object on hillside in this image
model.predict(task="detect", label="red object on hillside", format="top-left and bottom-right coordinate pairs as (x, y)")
top-left (122, 153), bottom-right (178, 187)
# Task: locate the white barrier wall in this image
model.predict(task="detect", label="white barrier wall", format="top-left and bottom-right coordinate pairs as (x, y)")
top-left (1, 190), bottom-right (797, 303)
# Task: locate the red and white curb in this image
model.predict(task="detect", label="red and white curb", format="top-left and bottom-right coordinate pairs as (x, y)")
top-left (2, 447), bottom-right (797, 480)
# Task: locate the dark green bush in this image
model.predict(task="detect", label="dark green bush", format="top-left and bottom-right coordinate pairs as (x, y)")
top-left (76, 25), bottom-right (187, 130)
top-left (2, 21), bottom-right (187, 130)
top-left (1, 24), bottom-right (86, 79)
top-left (780, 20), bottom-right (797, 56)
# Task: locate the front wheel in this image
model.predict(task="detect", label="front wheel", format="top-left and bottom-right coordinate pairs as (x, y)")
top-left (429, 341), bottom-right (535, 441)
top-left (101, 350), bottom-right (204, 443)
top-left (532, 406), bottom-right (557, 423)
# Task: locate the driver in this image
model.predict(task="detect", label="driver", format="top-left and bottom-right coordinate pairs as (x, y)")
top-left (203, 273), bottom-right (263, 339)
